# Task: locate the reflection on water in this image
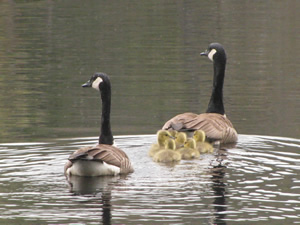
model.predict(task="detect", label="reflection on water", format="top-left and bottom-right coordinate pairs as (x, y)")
top-left (67, 175), bottom-right (119, 225)
top-left (211, 155), bottom-right (227, 225)
top-left (0, 134), bottom-right (299, 224)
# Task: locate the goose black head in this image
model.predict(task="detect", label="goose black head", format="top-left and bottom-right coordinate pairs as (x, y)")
top-left (82, 73), bottom-right (110, 91)
top-left (200, 43), bottom-right (226, 63)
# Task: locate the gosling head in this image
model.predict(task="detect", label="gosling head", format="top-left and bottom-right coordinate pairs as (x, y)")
top-left (175, 132), bottom-right (187, 145)
top-left (169, 130), bottom-right (178, 137)
top-left (82, 72), bottom-right (111, 92)
top-left (157, 130), bottom-right (174, 146)
top-left (184, 138), bottom-right (197, 149)
top-left (193, 130), bottom-right (206, 143)
top-left (200, 43), bottom-right (226, 63)
top-left (164, 138), bottom-right (176, 150)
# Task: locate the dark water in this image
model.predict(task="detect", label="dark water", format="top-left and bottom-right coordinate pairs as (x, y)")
top-left (0, 1), bottom-right (300, 224)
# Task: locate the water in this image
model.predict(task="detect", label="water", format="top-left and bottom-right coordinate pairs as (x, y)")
top-left (1, 0), bottom-right (300, 224)
top-left (0, 135), bottom-right (299, 224)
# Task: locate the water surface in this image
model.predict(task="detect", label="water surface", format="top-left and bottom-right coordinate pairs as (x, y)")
top-left (0, 135), bottom-right (300, 224)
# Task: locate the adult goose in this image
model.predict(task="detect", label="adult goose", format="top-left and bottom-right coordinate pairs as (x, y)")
top-left (162, 43), bottom-right (238, 144)
top-left (64, 73), bottom-right (134, 176)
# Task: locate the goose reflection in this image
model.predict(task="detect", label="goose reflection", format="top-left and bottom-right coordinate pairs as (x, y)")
top-left (66, 175), bottom-right (127, 225)
top-left (210, 147), bottom-right (231, 225)
top-left (66, 175), bottom-right (121, 195)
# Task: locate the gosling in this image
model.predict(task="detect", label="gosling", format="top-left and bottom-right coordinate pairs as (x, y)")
top-left (153, 139), bottom-right (181, 163)
top-left (177, 138), bottom-right (200, 160)
top-left (149, 130), bottom-right (174, 157)
top-left (193, 130), bottom-right (214, 154)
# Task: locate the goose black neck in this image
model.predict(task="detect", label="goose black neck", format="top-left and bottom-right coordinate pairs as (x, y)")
top-left (99, 83), bottom-right (114, 145)
top-left (206, 59), bottom-right (226, 115)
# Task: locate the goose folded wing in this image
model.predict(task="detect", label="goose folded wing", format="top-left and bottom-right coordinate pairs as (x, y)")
top-left (89, 145), bottom-right (129, 168)
top-left (162, 112), bottom-right (198, 131)
top-left (67, 144), bottom-right (128, 168)
top-left (184, 113), bottom-right (237, 142)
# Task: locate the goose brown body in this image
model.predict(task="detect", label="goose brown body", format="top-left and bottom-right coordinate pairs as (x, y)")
top-left (163, 112), bottom-right (237, 144)
top-left (64, 144), bottom-right (133, 176)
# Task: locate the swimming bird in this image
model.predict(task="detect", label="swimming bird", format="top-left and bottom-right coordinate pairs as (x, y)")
top-left (175, 132), bottom-right (187, 149)
top-left (148, 130), bottom-right (174, 157)
top-left (64, 73), bottom-right (134, 176)
top-left (177, 138), bottom-right (200, 159)
top-left (193, 130), bottom-right (214, 154)
top-left (152, 138), bottom-right (181, 163)
top-left (169, 130), bottom-right (178, 137)
top-left (162, 43), bottom-right (238, 144)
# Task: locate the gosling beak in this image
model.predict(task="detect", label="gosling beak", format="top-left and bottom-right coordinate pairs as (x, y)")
top-left (200, 49), bottom-right (209, 56)
top-left (82, 80), bottom-right (92, 88)
top-left (169, 135), bottom-right (176, 140)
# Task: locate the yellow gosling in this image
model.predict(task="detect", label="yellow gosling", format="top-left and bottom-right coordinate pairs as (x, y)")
top-left (149, 130), bottom-right (174, 157)
top-left (175, 132), bottom-right (187, 149)
top-left (177, 138), bottom-right (200, 160)
top-left (153, 139), bottom-right (181, 163)
top-left (169, 130), bottom-right (178, 137)
top-left (193, 130), bottom-right (214, 154)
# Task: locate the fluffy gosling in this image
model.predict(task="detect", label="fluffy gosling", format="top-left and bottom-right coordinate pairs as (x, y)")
top-left (153, 139), bottom-right (181, 163)
top-left (149, 130), bottom-right (174, 157)
top-left (193, 130), bottom-right (214, 154)
top-left (177, 138), bottom-right (200, 160)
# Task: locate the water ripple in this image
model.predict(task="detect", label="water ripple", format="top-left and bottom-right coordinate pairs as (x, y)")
top-left (0, 134), bottom-right (299, 224)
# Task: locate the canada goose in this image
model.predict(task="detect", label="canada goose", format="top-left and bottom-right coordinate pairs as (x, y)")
top-left (152, 138), bottom-right (181, 163)
top-left (162, 43), bottom-right (238, 144)
top-left (175, 132), bottom-right (187, 149)
top-left (64, 73), bottom-right (134, 176)
top-left (177, 138), bottom-right (200, 159)
top-left (193, 130), bottom-right (214, 154)
top-left (148, 130), bottom-right (174, 157)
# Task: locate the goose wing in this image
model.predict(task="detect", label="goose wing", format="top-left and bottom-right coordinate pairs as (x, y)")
top-left (65, 144), bottom-right (133, 173)
top-left (184, 113), bottom-right (238, 143)
top-left (162, 112), bottom-right (198, 131)
top-left (162, 113), bottom-right (237, 143)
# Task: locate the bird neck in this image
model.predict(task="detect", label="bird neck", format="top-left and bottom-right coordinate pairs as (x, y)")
top-left (158, 137), bottom-right (166, 146)
top-left (99, 87), bottom-right (114, 145)
top-left (206, 60), bottom-right (225, 115)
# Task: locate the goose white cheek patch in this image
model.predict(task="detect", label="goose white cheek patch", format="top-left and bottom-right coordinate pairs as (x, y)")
top-left (208, 49), bottom-right (217, 61)
top-left (92, 77), bottom-right (103, 90)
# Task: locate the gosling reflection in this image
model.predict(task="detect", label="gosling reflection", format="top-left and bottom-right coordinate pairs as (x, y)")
top-left (66, 175), bottom-right (126, 225)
